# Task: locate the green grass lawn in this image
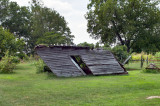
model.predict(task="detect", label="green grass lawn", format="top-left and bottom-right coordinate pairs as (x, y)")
top-left (1, 62), bottom-right (160, 106)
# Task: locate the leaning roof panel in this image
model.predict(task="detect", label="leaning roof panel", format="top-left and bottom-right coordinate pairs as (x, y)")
top-left (35, 45), bottom-right (127, 77)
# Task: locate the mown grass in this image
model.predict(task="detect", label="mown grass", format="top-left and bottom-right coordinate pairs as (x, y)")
top-left (0, 62), bottom-right (160, 106)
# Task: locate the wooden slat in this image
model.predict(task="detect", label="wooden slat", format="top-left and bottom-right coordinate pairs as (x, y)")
top-left (36, 46), bottom-right (126, 77)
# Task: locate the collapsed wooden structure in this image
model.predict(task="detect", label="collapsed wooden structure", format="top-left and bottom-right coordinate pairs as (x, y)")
top-left (35, 45), bottom-right (128, 77)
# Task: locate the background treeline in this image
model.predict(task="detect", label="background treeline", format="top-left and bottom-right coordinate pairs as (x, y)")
top-left (0, 0), bottom-right (74, 58)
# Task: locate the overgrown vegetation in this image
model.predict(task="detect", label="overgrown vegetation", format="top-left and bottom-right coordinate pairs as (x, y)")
top-left (0, 27), bottom-right (25, 59)
top-left (143, 69), bottom-right (160, 73)
top-left (34, 59), bottom-right (45, 73)
top-left (111, 45), bottom-right (130, 63)
top-left (131, 53), bottom-right (153, 60)
top-left (34, 58), bottom-right (51, 73)
top-left (154, 52), bottom-right (160, 60)
top-left (77, 42), bottom-right (94, 49)
top-left (0, 51), bottom-right (20, 73)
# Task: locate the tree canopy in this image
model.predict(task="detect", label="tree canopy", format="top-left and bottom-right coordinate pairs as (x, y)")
top-left (37, 32), bottom-right (68, 45)
top-left (30, 0), bottom-right (74, 52)
top-left (86, 0), bottom-right (160, 53)
top-left (0, 27), bottom-right (25, 58)
top-left (77, 42), bottom-right (94, 49)
top-left (0, 0), bottom-right (74, 54)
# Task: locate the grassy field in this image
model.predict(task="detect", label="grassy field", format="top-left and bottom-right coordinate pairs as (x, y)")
top-left (125, 61), bottom-right (160, 70)
top-left (1, 62), bottom-right (160, 106)
top-left (124, 61), bottom-right (148, 70)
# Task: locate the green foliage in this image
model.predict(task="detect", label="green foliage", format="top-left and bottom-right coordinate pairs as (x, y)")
top-left (22, 54), bottom-right (40, 63)
top-left (80, 63), bottom-right (87, 69)
top-left (0, 27), bottom-right (25, 58)
top-left (150, 52), bottom-right (160, 60)
top-left (142, 69), bottom-right (160, 73)
top-left (11, 56), bottom-right (20, 64)
top-left (95, 42), bottom-right (100, 48)
top-left (155, 52), bottom-right (160, 59)
top-left (111, 45), bottom-right (129, 63)
top-left (0, 51), bottom-right (18, 73)
top-left (30, 0), bottom-right (74, 52)
top-left (1, 1), bottom-right (31, 39)
top-left (22, 54), bottom-right (30, 62)
top-left (86, 0), bottom-right (160, 53)
top-left (77, 42), bottom-right (94, 49)
top-left (37, 32), bottom-right (67, 45)
top-left (131, 53), bottom-right (153, 60)
top-left (0, 0), bottom-right (74, 54)
top-left (16, 52), bottom-right (26, 59)
top-left (102, 43), bottom-right (111, 50)
top-left (34, 59), bottom-right (45, 73)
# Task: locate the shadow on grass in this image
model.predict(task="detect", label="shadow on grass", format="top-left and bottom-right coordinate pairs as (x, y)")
top-left (0, 71), bottom-right (17, 75)
top-left (45, 72), bottom-right (129, 80)
top-left (126, 68), bottom-right (141, 71)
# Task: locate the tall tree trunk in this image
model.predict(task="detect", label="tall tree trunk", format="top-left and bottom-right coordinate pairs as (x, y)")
top-left (111, 20), bottom-right (124, 45)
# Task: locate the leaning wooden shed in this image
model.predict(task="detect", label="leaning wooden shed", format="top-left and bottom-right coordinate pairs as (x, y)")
top-left (35, 45), bottom-right (128, 77)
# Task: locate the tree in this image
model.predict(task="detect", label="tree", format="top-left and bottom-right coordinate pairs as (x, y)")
top-left (0, 27), bottom-right (25, 58)
top-left (95, 42), bottom-right (100, 48)
top-left (111, 45), bottom-right (129, 63)
top-left (102, 43), bottom-right (111, 50)
top-left (37, 32), bottom-right (68, 45)
top-left (0, 0), bottom-right (31, 54)
top-left (0, 0), bottom-right (31, 39)
top-left (0, 0), bottom-right (9, 23)
top-left (30, 0), bottom-right (74, 53)
top-left (77, 42), bottom-right (94, 49)
top-left (0, 0), bottom-right (74, 54)
top-left (86, 0), bottom-right (160, 53)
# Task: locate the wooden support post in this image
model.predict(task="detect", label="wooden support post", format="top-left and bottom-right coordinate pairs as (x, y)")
top-left (141, 55), bottom-right (143, 68)
top-left (147, 56), bottom-right (148, 65)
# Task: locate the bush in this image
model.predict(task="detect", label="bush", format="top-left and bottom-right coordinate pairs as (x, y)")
top-left (23, 54), bottom-right (30, 62)
top-left (34, 59), bottom-right (45, 73)
top-left (16, 52), bottom-right (26, 59)
top-left (23, 54), bottom-right (40, 63)
top-left (154, 52), bottom-right (160, 60)
top-left (0, 51), bottom-right (18, 73)
top-left (0, 27), bottom-right (25, 59)
top-left (142, 69), bottom-right (160, 73)
top-left (111, 45), bottom-right (129, 63)
top-left (11, 56), bottom-right (20, 64)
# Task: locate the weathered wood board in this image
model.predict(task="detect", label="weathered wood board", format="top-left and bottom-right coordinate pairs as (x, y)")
top-left (35, 45), bottom-right (127, 77)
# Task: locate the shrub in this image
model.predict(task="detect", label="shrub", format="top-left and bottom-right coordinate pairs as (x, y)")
top-left (154, 52), bottom-right (160, 60)
top-left (23, 54), bottom-right (30, 62)
top-left (34, 59), bottom-right (45, 73)
top-left (23, 54), bottom-right (40, 63)
top-left (0, 51), bottom-right (18, 73)
top-left (111, 45), bottom-right (129, 63)
top-left (0, 27), bottom-right (25, 59)
top-left (142, 69), bottom-right (160, 73)
top-left (16, 52), bottom-right (26, 59)
top-left (11, 56), bottom-right (20, 64)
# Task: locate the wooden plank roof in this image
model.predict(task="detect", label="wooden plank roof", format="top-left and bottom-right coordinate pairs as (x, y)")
top-left (35, 45), bottom-right (128, 77)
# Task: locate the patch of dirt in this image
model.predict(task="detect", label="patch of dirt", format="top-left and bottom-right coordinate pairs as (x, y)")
top-left (146, 96), bottom-right (160, 99)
